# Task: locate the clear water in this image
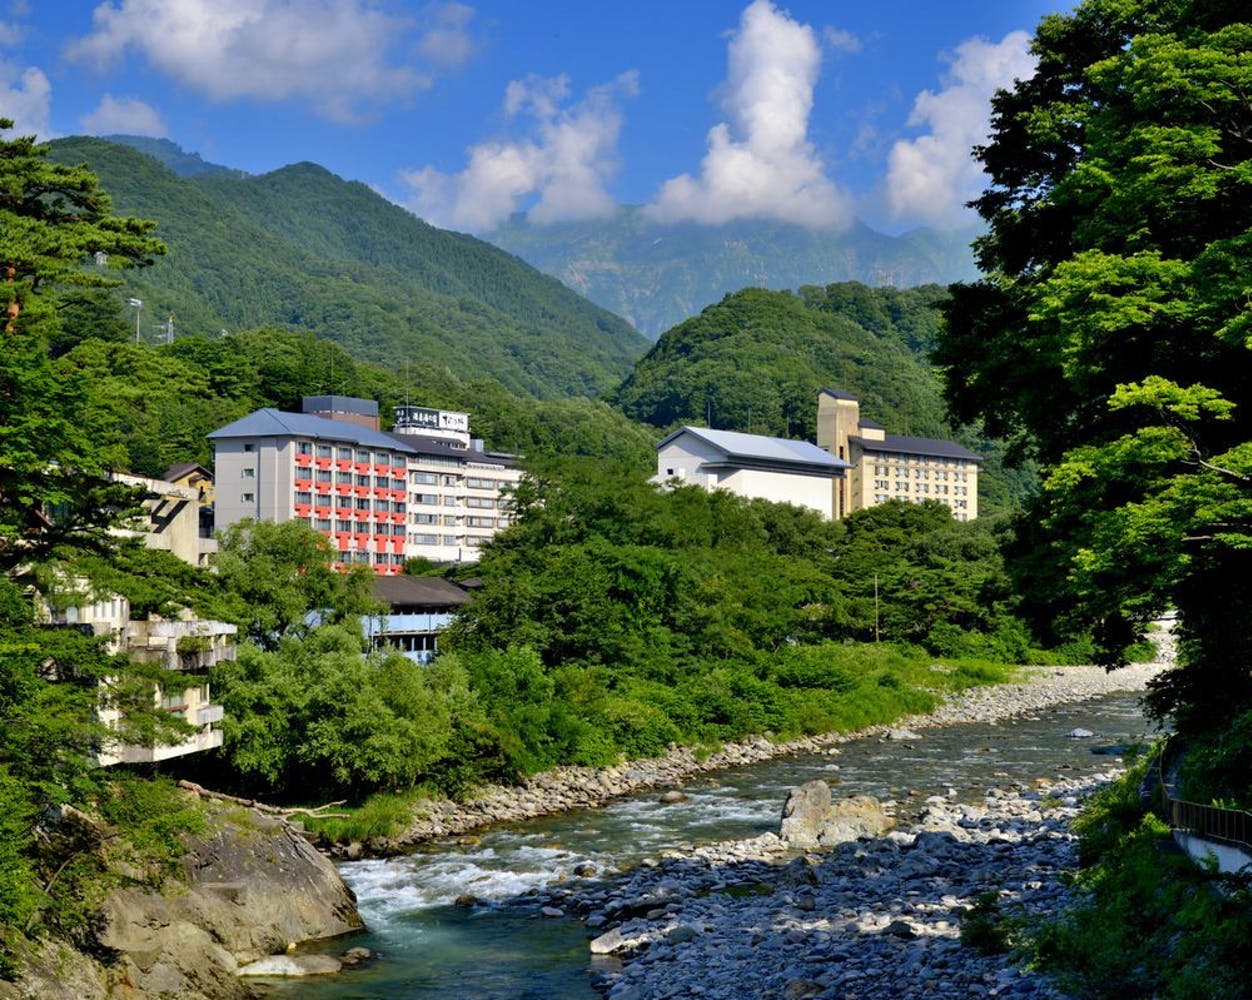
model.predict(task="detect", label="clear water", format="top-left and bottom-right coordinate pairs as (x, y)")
top-left (257, 692), bottom-right (1162, 998)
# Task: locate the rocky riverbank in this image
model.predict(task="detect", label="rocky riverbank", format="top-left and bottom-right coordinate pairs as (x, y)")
top-left (362, 659), bottom-right (1166, 857)
top-left (539, 770), bottom-right (1115, 1000)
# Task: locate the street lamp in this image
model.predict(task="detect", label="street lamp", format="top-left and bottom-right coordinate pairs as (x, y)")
top-left (127, 297), bottom-right (143, 343)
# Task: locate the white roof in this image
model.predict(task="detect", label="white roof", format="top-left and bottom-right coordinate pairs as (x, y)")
top-left (659, 426), bottom-right (849, 472)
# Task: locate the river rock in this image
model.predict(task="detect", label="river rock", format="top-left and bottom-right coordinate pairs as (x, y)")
top-left (818, 795), bottom-right (894, 846)
top-left (90, 803), bottom-right (363, 1000)
top-left (886, 728), bottom-right (923, 741)
top-left (779, 780), bottom-right (833, 848)
top-left (1067, 728), bottom-right (1094, 739)
top-left (779, 782), bottom-right (893, 849)
top-left (237, 954), bottom-right (343, 977)
top-left (659, 790), bottom-right (689, 804)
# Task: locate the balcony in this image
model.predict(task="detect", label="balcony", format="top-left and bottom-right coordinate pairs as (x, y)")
top-left (295, 453), bottom-right (313, 468)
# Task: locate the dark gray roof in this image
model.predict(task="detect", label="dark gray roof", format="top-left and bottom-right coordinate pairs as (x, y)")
top-left (819, 388), bottom-right (859, 401)
top-left (164, 461), bottom-right (211, 482)
top-left (384, 431), bottom-right (515, 468)
top-left (371, 575), bottom-right (471, 609)
top-left (851, 434), bottom-right (983, 462)
top-left (857, 418), bottom-right (885, 430)
top-left (658, 426), bottom-right (849, 473)
top-left (208, 408), bottom-right (419, 453)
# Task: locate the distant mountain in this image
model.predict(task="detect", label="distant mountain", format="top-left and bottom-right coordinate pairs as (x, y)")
top-left (48, 138), bottom-right (648, 399)
top-left (487, 209), bottom-right (981, 339)
top-left (103, 135), bottom-right (243, 178)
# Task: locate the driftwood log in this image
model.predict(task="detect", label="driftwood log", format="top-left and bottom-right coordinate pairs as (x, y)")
top-left (177, 780), bottom-right (350, 819)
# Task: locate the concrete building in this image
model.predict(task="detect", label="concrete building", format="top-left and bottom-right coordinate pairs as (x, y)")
top-left (46, 593), bottom-right (233, 766)
top-left (654, 426), bottom-right (850, 519)
top-left (816, 389), bottom-right (982, 520)
top-left (114, 472), bottom-right (217, 568)
top-left (208, 396), bottom-right (521, 571)
top-left (364, 575), bottom-right (471, 663)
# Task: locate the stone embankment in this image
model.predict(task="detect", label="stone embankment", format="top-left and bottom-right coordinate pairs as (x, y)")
top-left (364, 660), bottom-right (1165, 856)
top-left (539, 772), bottom-right (1115, 1000)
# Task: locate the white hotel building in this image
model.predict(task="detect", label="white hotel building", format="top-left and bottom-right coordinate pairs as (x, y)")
top-left (209, 396), bottom-right (521, 571)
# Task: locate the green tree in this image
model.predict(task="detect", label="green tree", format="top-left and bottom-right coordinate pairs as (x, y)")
top-left (209, 519), bottom-right (378, 650)
top-left (0, 120), bottom-right (166, 573)
top-left (934, 2), bottom-right (1252, 730)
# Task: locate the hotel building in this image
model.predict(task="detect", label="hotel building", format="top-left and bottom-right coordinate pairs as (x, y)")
top-left (208, 396), bottom-right (521, 571)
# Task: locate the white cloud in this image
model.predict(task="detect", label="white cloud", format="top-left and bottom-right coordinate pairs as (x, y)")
top-left (0, 63), bottom-right (53, 139)
top-left (81, 93), bottom-right (167, 136)
top-left (65, 0), bottom-right (434, 123)
top-left (824, 26), bottom-right (861, 55)
top-left (414, 2), bottom-right (476, 70)
top-left (885, 30), bottom-right (1035, 227)
top-left (645, 0), bottom-right (851, 229)
top-left (0, 19), bottom-right (24, 47)
top-left (400, 71), bottom-right (637, 232)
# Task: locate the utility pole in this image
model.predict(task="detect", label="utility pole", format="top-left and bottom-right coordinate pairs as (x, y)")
top-left (128, 297), bottom-right (142, 343)
top-left (874, 573), bottom-right (880, 643)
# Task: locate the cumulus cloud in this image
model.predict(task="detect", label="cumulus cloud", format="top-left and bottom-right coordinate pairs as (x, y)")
top-left (645, 0), bottom-right (851, 229)
top-left (0, 63), bottom-right (53, 139)
top-left (824, 26), bottom-right (861, 55)
top-left (65, 0), bottom-right (435, 123)
top-left (885, 31), bottom-right (1035, 227)
top-left (81, 93), bottom-right (167, 136)
top-left (414, 2), bottom-right (477, 70)
top-left (400, 70), bottom-right (637, 232)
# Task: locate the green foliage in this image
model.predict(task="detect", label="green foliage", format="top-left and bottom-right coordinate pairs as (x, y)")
top-left (211, 626), bottom-right (459, 798)
top-left (961, 891), bottom-right (1015, 955)
top-left (933, 1), bottom-right (1252, 734)
top-left (1177, 711), bottom-right (1252, 809)
top-left (45, 137), bottom-right (648, 399)
top-left (209, 520), bottom-right (378, 650)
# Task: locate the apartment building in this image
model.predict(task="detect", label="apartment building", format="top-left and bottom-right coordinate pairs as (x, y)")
top-left (816, 388), bottom-right (982, 520)
top-left (208, 396), bottom-right (521, 571)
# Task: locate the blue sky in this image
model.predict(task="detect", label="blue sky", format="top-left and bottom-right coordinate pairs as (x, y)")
top-left (2, 0), bottom-right (1066, 233)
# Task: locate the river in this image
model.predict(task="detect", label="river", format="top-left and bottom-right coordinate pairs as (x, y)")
top-left (258, 692), bottom-right (1161, 999)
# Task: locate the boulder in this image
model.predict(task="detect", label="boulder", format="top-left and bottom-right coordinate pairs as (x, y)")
top-left (817, 795), bottom-right (895, 847)
top-left (94, 804), bottom-right (364, 999)
top-left (1067, 728), bottom-right (1094, 739)
top-left (779, 780), bottom-right (832, 849)
top-left (779, 781), bottom-right (894, 849)
top-left (658, 790), bottom-right (689, 804)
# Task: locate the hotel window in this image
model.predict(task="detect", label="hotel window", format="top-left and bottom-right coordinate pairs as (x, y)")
top-left (874, 479), bottom-right (889, 490)
top-left (241, 467), bottom-right (255, 478)
top-left (411, 513), bottom-right (437, 525)
top-left (316, 468), bottom-right (332, 482)
top-left (875, 493), bottom-right (889, 503)
top-left (895, 481), bottom-right (908, 492)
top-left (355, 498), bottom-right (370, 511)
top-left (355, 474), bottom-right (370, 487)
top-left (467, 516), bottom-right (496, 528)
top-left (297, 442), bottom-right (312, 455)
top-left (917, 484), bottom-right (929, 494)
top-left (444, 496), bottom-right (459, 506)
top-left (337, 446), bottom-right (352, 460)
top-left (241, 492), bottom-right (254, 503)
top-left (355, 449), bottom-right (370, 462)
top-left (409, 533), bottom-right (439, 545)
top-left (335, 470), bottom-right (353, 484)
top-left (413, 493), bottom-right (438, 505)
top-left (315, 518), bottom-right (331, 531)
top-left (467, 497), bottom-right (495, 509)
top-left (894, 467), bottom-right (908, 478)
top-left (443, 534), bottom-right (458, 544)
top-left (467, 477), bottom-right (494, 489)
top-left (295, 491), bottom-right (312, 505)
top-left (316, 444), bottom-right (332, 458)
top-left (411, 471), bottom-right (438, 485)
top-left (916, 469), bottom-right (928, 479)
top-left (335, 519), bottom-right (352, 532)
top-left (444, 475), bottom-right (461, 486)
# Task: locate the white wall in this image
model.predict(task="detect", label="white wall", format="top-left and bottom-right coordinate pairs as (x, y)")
top-left (718, 467), bottom-right (834, 518)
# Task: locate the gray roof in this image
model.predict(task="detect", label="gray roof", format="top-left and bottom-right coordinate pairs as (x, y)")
top-left (659, 426), bottom-right (849, 473)
top-left (852, 433), bottom-right (983, 462)
top-left (208, 408), bottom-right (420, 454)
top-left (819, 388), bottom-right (859, 401)
top-left (371, 575), bottom-right (471, 609)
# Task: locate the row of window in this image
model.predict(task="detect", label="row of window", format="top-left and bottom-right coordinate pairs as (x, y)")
top-left (870, 453), bottom-right (973, 467)
top-left (410, 494), bottom-right (499, 509)
top-left (311, 519), bottom-right (406, 535)
top-left (407, 534), bottom-right (487, 548)
top-left (871, 494), bottom-right (970, 514)
top-left (877, 466), bottom-right (971, 482)
top-left (297, 442), bottom-right (405, 466)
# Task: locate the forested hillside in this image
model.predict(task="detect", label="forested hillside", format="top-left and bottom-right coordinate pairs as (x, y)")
top-left (46, 137), bottom-right (647, 398)
top-left (58, 329), bottom-right (657, 479)
top-left (488, 208), bottom-right (980, 338)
